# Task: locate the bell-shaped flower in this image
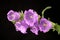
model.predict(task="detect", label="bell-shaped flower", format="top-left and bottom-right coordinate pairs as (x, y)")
top-left (39, 18), bottom-right (52, 33)
top-left (7, 10), bottom-right (20, 21)
top-left (24, 9), bottom-right (38, 26)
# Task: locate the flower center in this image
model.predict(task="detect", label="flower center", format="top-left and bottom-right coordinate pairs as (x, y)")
top-left (11, 14), bottom-right (15, 17)
top-left (30, 16), bottom-right (33, 18)
top-left (43, 23), bottom-right (47, 27)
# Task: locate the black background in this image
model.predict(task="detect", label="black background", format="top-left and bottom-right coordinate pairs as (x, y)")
top-left (0, 0), bottom-right (60, 40)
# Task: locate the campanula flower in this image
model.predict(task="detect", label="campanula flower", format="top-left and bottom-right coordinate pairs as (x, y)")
top-left (24, 9), bottom-right (38, 26)
top-left (7, 10), bottom-right (20, 21)
top-left (39, 18), bottom-right (52, 33)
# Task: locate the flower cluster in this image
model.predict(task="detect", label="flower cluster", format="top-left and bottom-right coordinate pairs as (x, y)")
top-left (7, 9), bottom-right (53, 35)
top-left (7, 6), bottom-right (60, 35)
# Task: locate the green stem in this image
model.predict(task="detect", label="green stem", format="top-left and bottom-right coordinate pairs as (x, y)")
top-left (42, 6), bottom-right (52, 18)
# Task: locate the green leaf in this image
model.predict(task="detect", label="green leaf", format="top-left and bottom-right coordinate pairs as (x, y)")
top-left (52, 27), bottom-right (56, 32)
top-left (51, 22), bottom-right (56, 32)
top-left (11, 20), bottom-right (16, 24)
top-left (20, 10), bottom-right (24, 20)
top-left (54, 23), bottom-right (60, 34)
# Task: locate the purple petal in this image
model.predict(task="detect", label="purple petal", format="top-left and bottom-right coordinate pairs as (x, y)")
top-left (15, 20), bottom-right (28, 34)
top-left (30, 21), bottom-right (39, 35)
top-left (30, 26), bottom-right (39, 35)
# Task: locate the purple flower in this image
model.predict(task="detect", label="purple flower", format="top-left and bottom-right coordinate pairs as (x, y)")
top-left (39, 18), bottom-right (52, 33)
top-left (7, 10), bottom-right (20, 21)
top-left (24, 9), bottom-right (38, 26)
top-left (15, 20), bottom-right (28, 34)
top-left (30, 21), bottom-right (39, 35)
